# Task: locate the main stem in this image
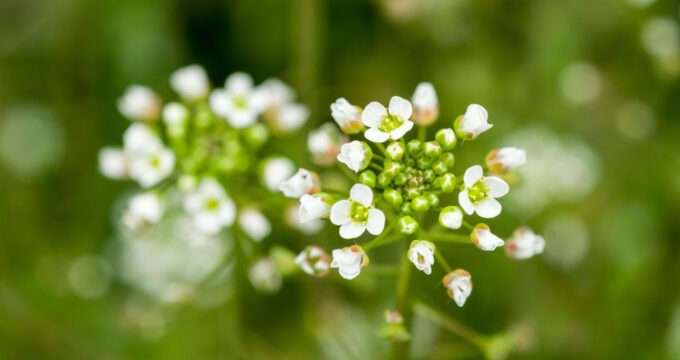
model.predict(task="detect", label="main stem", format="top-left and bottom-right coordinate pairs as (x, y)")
top-left (390, 240), bottom-right (412, 359)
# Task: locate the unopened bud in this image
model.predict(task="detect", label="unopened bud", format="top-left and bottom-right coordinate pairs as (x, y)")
top-left (359, 170), bottom-right (376, 188)
top-left (378, 172), bottom-right (393, 187)
top-left (406, 139), bottom-right (423, 156)
top-left (440, 173), bottom-right (457, 193)
top-left (398, 215), bottom-right (419, 234)
top-left (411, 196), bottom-right (430, 212)
top-left (432, 160), bottom-right (447, 175)
top-left (384, 160), bottom-right (403, 177)
top-left (435, 128), bottom-right (457, 150)
top-left (426, 193), bottom-right (439, 208)
top-left (383, 189), bottom-right (403, 207)
top-left (423, 141), bottom-right (442, 157)
top-left (393, 173), bottom-right (407, 186)
top-left (439, 152), bottom-right (455, 168)
top-left (417, 157), bottom-right (432, 170)
top-left (386, 141), bottom-right (405, 160)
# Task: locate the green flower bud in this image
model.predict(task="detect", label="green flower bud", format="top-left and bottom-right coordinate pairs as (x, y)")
top-left (405, 158), bottom-right (416, 167)
top-left (406, 187), bottom-right (420, 200)
top-left (359, 170), bottom-right (377, 188)
top-left (432, 176), bottom-right (442, 189)
top-left (424, 141), bottom-right (442, 157)
top-left (423, 169), bottom-right (435, 182)
top-left (269, 245), bottom-right (297, 277)
top-left (398, 215), bottom-right (419, 234)
top-left (378, 172), bottom-right (393, 187)
top-left (384, 160), bottom-right (403, 177)
top-left (393, 173), bottom-right (407, 186)
top-left (426, 193), bottom-right (440, 208)
top-left (411, 196), bottom-right (430, 212)
top-left (406, 139), bottom-right (423, 156)
top-left (377, 323), bottom-right (411, 343)
top-left (401, 201), bottom-right (412, 214)
top-left (435, 128), bottom-right (457, 150)
top-left (440, 173), bottom-right (457, 193)
top-left (417, 157), bottom-right (432, 170)
top-left (386, 141), bottom-right (405, 160)
top-left (383, 189), bottom-right (403, 207)
top-left (439, 152), bottom-right (455, 168)
top-left (432, 160), bottom-right (447, 175)
top-left (243, 122), bottom-right (270, 147)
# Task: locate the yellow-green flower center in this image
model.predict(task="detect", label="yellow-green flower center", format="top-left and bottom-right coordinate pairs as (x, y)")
top-left (468, 180), bottom-right (490, 205)
top-left (378, 112), bottom-right (404, 133)
top-left (204, 198), bottom-right (220, 210)
top-left (149, 155), bottom-right (160, 168)
top-left (233, 97), bottom-right (247, 109)
top-left (350, 200), bottom-right (369, 224)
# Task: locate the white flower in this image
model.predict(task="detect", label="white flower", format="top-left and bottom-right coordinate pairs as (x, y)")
top-left (329, 184), bottom-right (385, 239)
top-left (454, 104), bottom-right (492, 140)
top-left (122, 123), bottom-right (163, 152)
top-left (411, 82), bottom-right (439, 125)
top-left (470, 224), bottom-right (505, 251)
top-left (249, 257), bottom-right (282, 293)
top-left (439, 206), bottom-right (463, 229)
top-left (162, 102), bottom-right (188, 127)
top-left (443, 269), bottom-right (473, 307)
top-left (330, 98), bottom-right (363, 134)
top-left (362, 96), bottom-right (414, 143)
top-left (295, 246), bottom-right (330, 277)
top-left (257, 78), bottom-right (295, 109)
top-left (336, 141), bottom-right (373, 172)
top-left (122, 192), bottom-right (163, 229)
top-left (117, 85), bottom-right (161, 122)
top-left (170, 64), bottom-right (210, 100)
top-left (408, 240), bottom-right (435, 275)
top-left (505, 227), bottom-right (545, 260)
top-left (279, 168), bottom-right (320, 198)
top-left (183, 177), bottom-right (236, 235)
top-left (238, 208), bottom-right (271, 242)
top-left (261, 157), bottom-right (295, 192)
top-left (285, 202), bottom-right (324, 234)
top-left (330, 245), bottom-right (369, 280)
top-left (486, 147), bottom-right (526, 173)
top-left (128, 146), bottom-right (175, 188)
top-left (299, 193), bottom-right (333, 223)
top-left (307, 123), bottom-right (348, 166)
top-left (458, 165), bottom-right (509, 218)
top-left (272, 103), bottom-right (309, 132)
top-left (209, 72), bottom-right (267, 128)
top-left (98, 147), bottom-right (127, 180)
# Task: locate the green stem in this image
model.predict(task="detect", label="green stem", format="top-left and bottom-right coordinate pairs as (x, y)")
top-left (337, 163), bottom-right (358, 181)
top-left (369, 163), bottom-right (384, 171)
top-left (426, 231), bottom-right (471, 244)
top-left (390, 243), bottom-right (413, 359)
top-left (373, 153), bottom-right (386, 161)
top-left (461, 220), bottom-right (475, 231)
top-left (413, 300), bottom-right (488, 349)
top-left (418, 125), bottom-right (427, 142)
top-left (374, 143), bottom-right (387, 156)
top-left (434, 251), bottom-right (453, 273)
top-left (322, 188), bottom-right (348, 197)
top-left (363, 222), bottom-right (397, 251)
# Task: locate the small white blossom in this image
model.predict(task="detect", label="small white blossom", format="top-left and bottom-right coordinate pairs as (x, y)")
top-left (257, 78), bottom-right (295, 109)
top-left (443, 269), bottom-right (472, 307)
top-left (454, 104), bottom-right (492, 140)
top-left (98, 147), bottom-right (127, 180)
top-left (261, 156), bottom-right (295, 192)
top-left (238, 208), bottom-right (271, 242)
top-left (330, 98), bottom-right (363, 134)
top-left (285, 202), bottom-right (324, 234)
top-left (411, 82), bottom-right (439, 125)
top-left (486, 147), bottom-right (526, 173)
top-left (183, 177), bottom-right (236, 235)
top-left (162, 102), bottom-right (188, 138)
top-left (170, 64), bottom-right (210, 100)
top-left (128, 146), bottom-right (175, 188)
top-left (458, 165), bottom-right (509, 218)
top-left (470, 223), bottom-right (505, 251)
top-left (122, 192), bottom-right (163, 229)
top-left (439, 206), bottom-right (463, 230)
top-left (329, 184), bottom-right (385, 239)
top-left (279, 168), bottom-right (320, 198)
top-left (117, 85), bottom-right (161, 122)
top-left (330, 245), bottom-right (369, 280)
top-left (295, 246), bottom-right (330, 277)
top-left (408, 240), bottom-right (436, 275)
top-left (362, 96), bottom-right (414, 143)
top-left (122, 123), bottom-right (162, 152)
top-left (307, 123), bottom-right (347, 166)
top-left (271, 103), bottom-right (309, 132)
top-left (249, 257), bottom-right (282, 293)
top-left (505, 227), bottom-right (545, 260)
top-left (336, 140), bottom-right (373, 173)
top-left (299, 193), bottom-right (333, 223)
top-left (209, 72), bottom-right (267, 129)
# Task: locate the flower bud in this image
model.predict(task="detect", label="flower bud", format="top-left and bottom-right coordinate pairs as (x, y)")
top-left (485, 147), bottom-right (526, 173)
top-left (439, 206), bottom-right (463, 229)
top-left (416, 157), bottom-right (432, 170)
top-left (443, 269), bottom-right (472, 307)
top-left (406, 139), bottom-right (422, 156)
top-left (249, 257), bottom-right (282, 293)
top-left (398, 215), bottom-right (419, 234)
top-left (423, 141), bottom-right (442, 157)
top-left (439, 152), bottom-right (455, 168)
top-left (426, 193), bottom-right (439, 208)
top-left (393, 173), bottom-right (407, 186)
top-left (470, 223), bottom-right (505, 251)
top-left (423, 169), bottom-right (435, 181)
top-left (279, 168), bottom-right (320, 198)
top-left (308, 123), bottom-right (348, 166)
top-left (294, 245), bottom-right (331, 277)
top-left (162, 102), bottom-right (188, 139)
top-left (408, 240), bottom-right (436, 274)
top-left (383, 188), bottom-right (403, 207)
top-left (270, 245), bottom-right (298, 276)
top-left (454, 104), bottom-right (492, 140)
top-left (170, 64), bottom-right (210, 101)
top-left (337, 141), bottom-right (373, 172)
top-left (386, 141), bottom-right (405, 160)
top-left (411, 82), bottom-right (439, 126)
top-left (331, 98), bottom-right (363, 134)
top-left (238, 208), bottom-right (271, 242)
top-left (378, 309), bottom-right (411, 343)
top-left (242, 122), bottom-right (270, 148)
top-left (359, 170), bottom-right (376, 188)
top-left (435, 128), bottom-right (457, 150)
top-left (432, 176), bottom-right (442, 189)
top-left (377, 172), bottom-right (392, 187)
top-left (118, 85), bottom-right (161, 122)
top-left (299, 193), bottom-right (334, 222)
top-left (432, 160), bottom-right (447, 175)
top-left (406, 187), bottom-right (420, 200)
top-left (440, 173), bottom-right (457, 193)
top-left (505, 227), bottom-right (545, 260)
top-left (411, 196), bottom-right (430, 212)
top-left (384, 160), bottom-right (403, 177)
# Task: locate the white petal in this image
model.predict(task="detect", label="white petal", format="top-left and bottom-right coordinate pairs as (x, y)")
top-left (329, 200), bottom-right (352, 225)
top-left (228, 109), bottom-right (257, 128)
top-left (350, 183), bottom-right (373, 206)
top-left (218, 198), bottom-right (237, 227)
top-left (388, 96), bottom-right (413, 120)
top-left (389, 120), bottom-right (413, 140)
top-left (463, 165), bottom-right (484, 187)
top-left (361, 102), bottom-right (386, 127)
top-left (366, 208), bottom-right (385, 235)
top-left (194, 212), bottom-right (222, 235)
top-left (364, 128), bottom-right (390, 143)
top-left (339, 222), bottom-right (366, 239)
top-left (458, 190), bottom-right (474, 215)
top-left (475, 198), bottom-right (502, 218)
top-left (225, 72), bottom-right (253, 95)
top-left (483, 176), bottom-right (509, 198)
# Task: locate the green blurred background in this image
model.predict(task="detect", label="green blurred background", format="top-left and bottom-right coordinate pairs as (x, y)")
top-left (2, 0), bottom-right (680, 359)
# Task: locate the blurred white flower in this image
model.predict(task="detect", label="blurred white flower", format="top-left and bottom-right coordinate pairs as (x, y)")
top-left (261, 156), bottom-right (295, 192)
top-left (123, 123), bottom-right (163, 152)
top-left (471, 223), bottom-right (505, 251)
top-left (411, 82), bottom-right (439, 125)
top-left (454, 104), bottom-right (492, 140)
top-left (331, 98), bottom-right (363, 134)
top-left (272, 103), bottom-right (309, 132)
top-left (249, 257), bottom-right (282, 293)
top-left (285, 201), bottom-right (325, 234)
top-left (122, 192), bottom-right (163, 229)
top-left (408, 240), bottom-right (435, 275)
top-left (209, 72), bottom-right (267, 128)
top-left (641, 18), bottom-right (680, 57)
top-left (128, 145), bottom-right (175, 188)
top-left (295, 246), bottom-right (330, 277)
top-left (443, 269), bottom-right (472, 307)
top-left (170, 64), bottom-right (210, 100)
top-left (98, 147), bottom-right (127, 180)
top-left (118, 85), bottom-right (161, 122)
top-left (458, 165), bottom-right (509, 218)
top-left (337, 140), bottom-right (373, 172)
top-left (362, 96), bottom-right (414, 143)
top-left (615, 101), bottom-right (656, 141)
top-left (183, 177), bottom-right (236, 235)
top-left (505, 227), bottom-right (545, 260)
top-left (299, 193), bottom-right (333, 223)
top-left (238, 208), bottom-right (271, 242)
top-left (307, 123), bottom-right (348, 166)
top-left (162, 102), bottom-right (188, 127)
top-left (330, 184), bottom-right (385, 239)
top-left (330, 245), bottom-right (369, 280)
top-left (439, 206), bottom-right (463, 229)
top-left (257, 78), bottom-right (295, 109)
top-left (485, 147), bottom-right (526, 173)
top-left (279, 168), bottom-right (320, 198)
top-left (559, 62), bottom-right (602, 105)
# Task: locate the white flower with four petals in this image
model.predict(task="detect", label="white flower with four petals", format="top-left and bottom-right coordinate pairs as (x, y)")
top-left (361, 96), bottom-right (414, 143)
top-left (330, 184), bottom-right (385, 239)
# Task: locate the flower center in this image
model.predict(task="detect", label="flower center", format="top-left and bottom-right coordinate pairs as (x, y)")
top-left (149, 155), bottom-right (160, 168)
top-left (467, 180), bottom-right (490, 205)
top-left (350, 200), bottom-right (369, 224)
top-left (233, 97), bottom-right (247, 109)
top-left (204, 198), bottom-right (220, 210)
top-left (378, 112), bottom-right (404, 133)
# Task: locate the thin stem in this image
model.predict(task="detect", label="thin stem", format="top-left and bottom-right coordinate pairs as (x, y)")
top-left (426, 231), bottom-right (471, 244)
top-left (373, 153), bottom-right (386, 161)
top-left (461, 220), bottom-right (475, 231)
top-left (322, 188), bottom-right (348, 197)
top-left (337, 163), bottom-right (358, 182)
top-left (434, 251), bottom-right (453, 273)
top-left (363, 222), bottom-right (397, 251)
top-left (413, 300), bottom-right (488, 349)
top-left (369, 163), bottom-right (383, 171)
top-left (418, 125), bottom-right (427, 142)
top-left (374, 143), bottom-right (387, 156)
top-left (395, 248), bottom-right (411, 313)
